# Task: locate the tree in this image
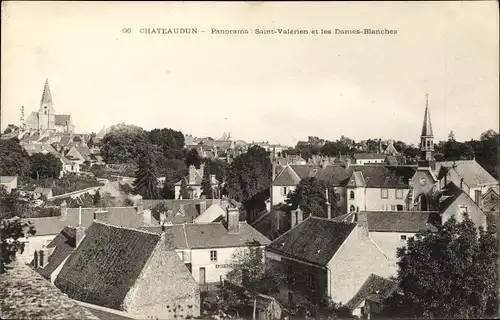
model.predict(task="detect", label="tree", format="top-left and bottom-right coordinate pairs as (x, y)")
top-left (179, 177), bottom-right (190, 199)
top-left (100, 124), bottom-right (150, 164)
top-left (185, 148), bottom-right (202, 168)
top-left (29, 153), bottom-right (63, 179)
top-left (383, 215), bottom-right (499, 319)
top-left (222, 243), bottom-right (283, 320)
top-left (0, 188), bottom-right (36, 274)
top-left (201, 163), bottom-right (213, 199)
top-left (285, 177), bottom-right (340, 218)
top-left (0, 138), bottom-right (31, 177)
top-left (226, 146), bottom-right (272, 222)
top-left (133, 150), bottom-right (160, 199)
top-left (93, 190), bottom-right (101, 206)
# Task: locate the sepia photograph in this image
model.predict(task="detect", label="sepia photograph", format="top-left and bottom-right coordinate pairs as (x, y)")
top-left (1, 1), bottom-right (499, 319)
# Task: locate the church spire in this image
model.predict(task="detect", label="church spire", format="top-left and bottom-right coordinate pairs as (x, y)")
top-left (420, 93), bottom-right (434, 163)
top-left (421, 93), bottom-right (433, 137)
top-left (40, 78), bottom-right (53, 106)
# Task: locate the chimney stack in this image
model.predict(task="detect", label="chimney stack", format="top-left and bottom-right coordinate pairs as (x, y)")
top-left (296, 207), bottom-right (304, 225)
top-left (460, 178), bottom-right (464, 190)
top-left (189, 165), bottom-right (196, 185)
top-left (357, 211), bottom-right (369, 238)
top-left (474, 190), bottom-right (483, 209)
top-left (200, 163), bottom-right (206, 177)
top-left (200, 195), bottom-right (207, 213)
top-left (60, 200), bottom-right (68, 221)
top-left (326, 202), bottom-right (332, 219)
top-left (226, 207), bottom-right (240, 234)
top-left (137, 199), bottom-right (144, 214)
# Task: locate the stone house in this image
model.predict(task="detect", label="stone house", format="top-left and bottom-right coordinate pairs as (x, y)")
top-left (54, 221), bottom-right (201, 319)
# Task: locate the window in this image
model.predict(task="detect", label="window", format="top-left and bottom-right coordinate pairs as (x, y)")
top-left (179, 251), bottom-right (185, 262)
top-left (350, 205), bottom-right (356, 212)
top-left (210, 250), bottom-right (217, 262)
top-left (397, 205), bottom-right (404, 211)
top-left (286, 266), bottom-right (293, 283)
top-left (307, 273), bottom-right (315, 290)
top-left (400, 235), bottom-right (407, 240)
top-left (350, 191), bottom-right (355, 200)
top-left (381, 189), bottom-right (388, 199)
top-left (396, 189), bottom-right (403, 199)
top-left (282, 187), bottom-right (288, 196)
top-left (459, 205), bottom-right (468, 215)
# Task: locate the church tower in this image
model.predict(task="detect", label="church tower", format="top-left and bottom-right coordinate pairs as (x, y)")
top-left (419, 93), bottom-right (434, 165)
top-left (37, 78), bottom-right (56, 131)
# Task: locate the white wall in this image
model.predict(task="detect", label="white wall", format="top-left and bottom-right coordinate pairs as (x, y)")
top-left (368, 231), bottom-right (416, 263)
top-left (18, 235), bottom-right (56, 264)
top-left (364, 188), bottom-right (409, 211)
top-left (271, 185), bottom-right (296, 206)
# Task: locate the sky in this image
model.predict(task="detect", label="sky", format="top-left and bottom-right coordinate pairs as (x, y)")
top-left (1, 1), bottom-right (498, 147)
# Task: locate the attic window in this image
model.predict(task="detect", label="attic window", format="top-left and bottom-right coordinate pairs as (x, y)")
top-left (315, 249), bottom-right (321, 254)
top-left (400, 235), bottom-right (407, 240)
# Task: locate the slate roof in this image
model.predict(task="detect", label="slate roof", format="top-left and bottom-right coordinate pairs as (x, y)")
top-left (435, 160), bottom-right (498, 187)
top-left (0, 260), bottom-right (99, 320)
top-left (144, 221), bottom-right (270, 249)
top-left (273, 164), bottom-right (353, 187)
top-left (348, 165), bottom-right (416, 188)
top-left (345, 274), bottom-right (398, 310)
top-left (366, 211), bottom-right (439, 233)
top-left (54, 222), bottom-right (161, 310)
top-left (22, 206), bottom-right (156, 236)
top-left (354, 153), bottom-right (387, 160)
top-left (37, 226), bottom-right (77, 279)
top-left (266, 216), bottom-right (357, 266)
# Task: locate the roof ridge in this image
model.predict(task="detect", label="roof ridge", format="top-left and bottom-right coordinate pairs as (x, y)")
top-left (92, 220), bottom-right (160, 236)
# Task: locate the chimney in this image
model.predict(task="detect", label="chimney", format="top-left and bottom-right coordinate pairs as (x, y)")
top-left (326, 202), bottom-right (332, 219)
top-left (75, 227), bottom-right (85, 247)
top-left (322, 159), bottom-right (328, 169)
top-left (200, 195), bottom-right (207, 213)
top-left (200, 163), bottom-right (206, 177)
top-left (60, 200), bottom-right (68, 221)
top-left (40, 247), bottom-right (49, 268)
top-left (475, 190), bottom-right (483, 209)
top-left (143, 209), bottom-right (152, 226)
top-left (346, 157), bottom-right (352, 168)
top-left (378, 139), bottom-right (382, 154)
top-left (160, 211), bottom-right (166, 225)
top-left (226, 207), bottom-right (240, 234)
top-left (460, 178), bottom-right (464, 190)
top-left (189, 165), bottom-right (196, 185)
top-left (296, 208), bottom-right (304, 224)
top-left (357, 211), bottom-right (369, 238)
top-left (137, 199), bottom-right (144, 214)
top-left (291, 210), bottom-right (297, 228)
top-left (34, 251), bottom-right (39, 269)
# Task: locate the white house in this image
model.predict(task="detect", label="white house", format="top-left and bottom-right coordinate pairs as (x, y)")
top-left (0, 176), bottom-right (18, 193)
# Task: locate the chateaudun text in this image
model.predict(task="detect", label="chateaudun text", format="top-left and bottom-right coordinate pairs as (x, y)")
top-left (134, 28), bottom-right (398, 35)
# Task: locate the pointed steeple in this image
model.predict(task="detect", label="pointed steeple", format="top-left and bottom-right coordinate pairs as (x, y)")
top-left (421, 93), bottom-right (433, 137)
top-left (40, 78), bottom-right (53, 106)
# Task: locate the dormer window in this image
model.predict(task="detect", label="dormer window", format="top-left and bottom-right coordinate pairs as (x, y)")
top-left (350, 191), bottom-right (355, 200)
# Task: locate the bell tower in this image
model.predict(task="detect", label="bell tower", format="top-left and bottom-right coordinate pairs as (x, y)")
top-left (37, 78), bottom-right (56, 131)
top-left (419, 93), bottom-right (434, 165)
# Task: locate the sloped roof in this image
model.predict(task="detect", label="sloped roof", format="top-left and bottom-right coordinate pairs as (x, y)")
top-left (273, 165), bottom-right (302, 186)
top-left (348, 165), bottom-right (415, 188)
top-left (194, 203), bottom-right (226, 223)
top-left (354, 153), bottom-right (387, 160)
top-left (76, 146), bottom-right (92, 160)
top-left (421, 101), bottom-right (433, 136)
top-left (366, 211), bottom-right (439, 233)
top-left (0, 260), bottom-right (99, 320)
top-left (0, 176), bottom-right (17, 184)
top-left (144, 221), bottom-right (270, 249)
top-left (267, 217), bottom-right (357, 266)
top-left (37, 226), bottom-right (77, 279)
top-left (22, 206), bottom-right (155, 236)
top-left (345, 274), bottom-right (398, 310)
top-left (55, 222), bottom-right (161, 310)
top-left (435, 160), bottom-right (497, 187)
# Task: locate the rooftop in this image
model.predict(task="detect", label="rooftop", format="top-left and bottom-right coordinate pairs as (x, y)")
top-left (0, 260), bottom-right (99, 320)
top-left (366, 211), bottom-right (439, 233)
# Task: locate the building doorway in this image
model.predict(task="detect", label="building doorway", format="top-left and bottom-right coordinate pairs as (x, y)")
top-left (199, 267), bottom-right (206, 284)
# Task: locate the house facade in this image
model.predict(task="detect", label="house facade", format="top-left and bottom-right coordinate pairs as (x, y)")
top-left (265, 215), bottom-right (398, 308)
top-left (0, 176), bottom-right (18, 193)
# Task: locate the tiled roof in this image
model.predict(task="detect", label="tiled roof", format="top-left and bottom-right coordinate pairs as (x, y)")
top-left (345, 274), bottom-right (398, 310)
top-left (267, 216), bottom-right (357, 266)
top-left (55, 222), bottom-right (161, 310)
top-left (273, 165), bottom-right (302, 186)
top-left (354, 153), bottom-right (387, 160)
top-left (435, 160), bottom-right (498, 187)
top-left (37, 226), bottom-right (77, 279)
top-left (366, 211), bottom-right (439, 233)
top-left (348, 165), bottom-right (415, 188)
top-left (76, 146), bottom-right (92, 160)
top-left (55, 114), bottom-right (72, 126)
top-left (0, 260), bottom-right (99, 320)
top-left (144, 221), bottom-right (271, 249)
